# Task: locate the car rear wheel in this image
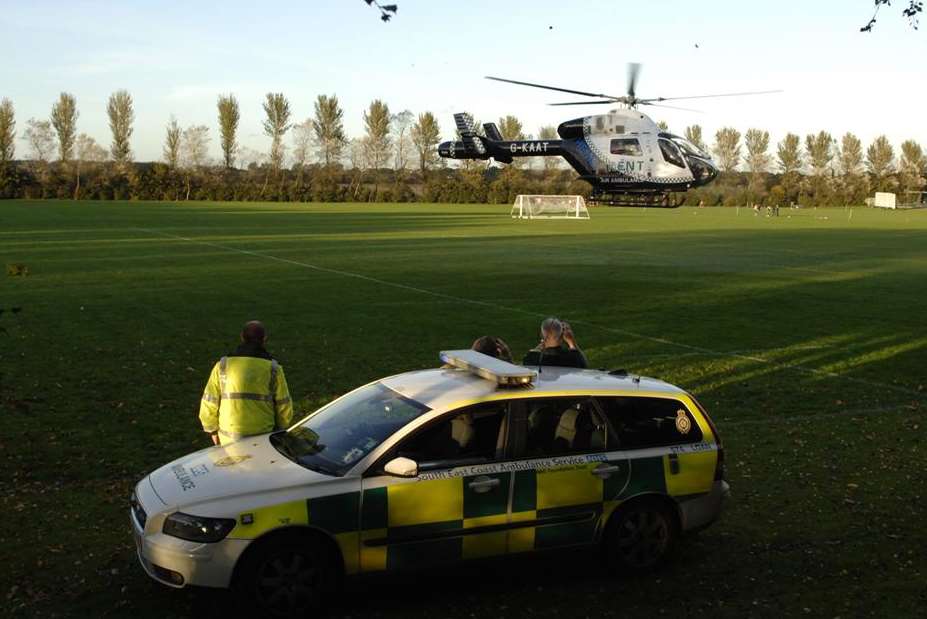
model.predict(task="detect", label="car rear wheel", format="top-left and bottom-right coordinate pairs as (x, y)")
top-left (235, 534), bottom-right (338, 618)
top-left (605, 499), bottom-right (678, 571)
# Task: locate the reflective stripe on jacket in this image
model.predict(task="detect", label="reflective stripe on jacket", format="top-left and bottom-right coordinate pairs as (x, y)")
top-left (198, 355), bottom-right (294, 441)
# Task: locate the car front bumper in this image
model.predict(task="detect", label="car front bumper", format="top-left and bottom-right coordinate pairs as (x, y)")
top-left (130, 483), bottom-right (249, 589)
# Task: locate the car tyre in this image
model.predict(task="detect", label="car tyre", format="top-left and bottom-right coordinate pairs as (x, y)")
top-left (234, 533), bottom-right (339, 618)
top-left (604, 498), bottom-right (678, 572)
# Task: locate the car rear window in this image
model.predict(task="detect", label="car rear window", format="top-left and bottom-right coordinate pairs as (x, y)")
top-left (597, 396), bottom-right (702, 449)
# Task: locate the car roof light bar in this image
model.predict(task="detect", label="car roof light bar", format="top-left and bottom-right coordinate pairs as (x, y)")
top-left (440, 350), bottom-right (537, 386)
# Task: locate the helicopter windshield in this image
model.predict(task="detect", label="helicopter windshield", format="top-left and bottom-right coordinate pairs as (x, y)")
top-left (667, 134), bottom-right (710, 160)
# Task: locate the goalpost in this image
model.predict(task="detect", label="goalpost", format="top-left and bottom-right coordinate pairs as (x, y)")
top-left (511, 195), bottom-right (590, 220)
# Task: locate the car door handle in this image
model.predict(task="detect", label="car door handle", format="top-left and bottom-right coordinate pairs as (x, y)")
top-left (467, 476), bottom-right (500, 494)
top-left (591, 464), bottom-right (620, 479)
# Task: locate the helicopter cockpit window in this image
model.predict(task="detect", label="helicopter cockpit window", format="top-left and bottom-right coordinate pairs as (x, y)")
top-left (658, 139), bottom-right (686, 168)
top-left (671, 136), bottom-right (709, 159)
top-left (610, 138), bottom-right (643, 156)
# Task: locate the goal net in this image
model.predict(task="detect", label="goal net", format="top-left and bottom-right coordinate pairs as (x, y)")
top-left (511, 195), bottom-right (590, 220)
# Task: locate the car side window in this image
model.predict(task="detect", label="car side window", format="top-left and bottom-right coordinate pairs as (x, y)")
top-left (521, 397), bottom-right (607, 457)
top-left (598, 396), bottom-right (703, 449)
top-left (393, 402), bottom-right (506, 470)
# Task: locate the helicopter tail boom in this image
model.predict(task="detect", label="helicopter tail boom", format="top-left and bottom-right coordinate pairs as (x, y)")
top-left (439, 113), bottom-right (565, 163)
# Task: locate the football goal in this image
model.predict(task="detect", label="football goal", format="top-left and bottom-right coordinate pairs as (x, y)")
top-left (511, 195), bottom-right (590, 220)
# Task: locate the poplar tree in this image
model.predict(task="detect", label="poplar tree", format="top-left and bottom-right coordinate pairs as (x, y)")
top-left (107, 90), bottom-right (134, 169)
top-left (0, 98), bottom-right (14, 166)
top-left (836, 133), bottom-right (866, 205)
top-left (217, 94), bottom-right (240, 169)
top-left (805, 132), bottom-right (835, 175)
top-left (163, 116), bottom-right (181, 169)
top-left (805, 131), bottom-right (835, 202)
top-left (899, 140), bottom-right (925, 193)
top-left (262, 92), bottom-right (292, 176)
top-left (411, 112), bottom-right (441, 175)
top-left (50, 92), bottom-right (78, 163)
top-left (74, 133), bottom-right (106, 199)
top-left (180, 125), bottom-right (210, 200)
top-left (777, 134), bottom-right (802, 174)
top-left (744, 129), bottom-right (771, 173)
top-left (866, 135), bottom-right (895, 192)
top-left (362, 99), bottom-right (391, 173)
top-left (391, 109), bottom-right (414, 173)
top-left (684, 125), bottom-right (705, 152)
top-left (498, 115), bottom-right (526, 169)
top-left (311, 94), bottom-right (347, 168)
top-left (538, 125), bottom-right (559, 170)
top-left (712, 127), bottom-right (741, 173)
top-left (744, 129), bottom-right (770, 196)
top-left (290, 119), bottom-right (313, 194)
top-left (777, 133), bottom-right (803, 202)
top-left (498, 115), bottom-right (525, 141)
top-left (836, 133), bottom-right (864, 176)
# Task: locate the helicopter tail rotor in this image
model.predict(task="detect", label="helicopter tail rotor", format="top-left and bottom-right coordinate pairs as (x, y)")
top-left (452, 113), bottom-right (487, 156)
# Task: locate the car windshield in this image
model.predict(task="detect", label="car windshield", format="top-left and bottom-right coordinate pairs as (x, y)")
top-left (272, 382), bottom-right (430, 476)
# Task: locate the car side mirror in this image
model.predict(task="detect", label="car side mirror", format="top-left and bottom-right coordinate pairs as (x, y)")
top-left (383, 456), bottom-right (418, 478)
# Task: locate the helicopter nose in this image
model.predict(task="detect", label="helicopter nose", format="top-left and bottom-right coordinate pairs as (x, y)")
top-left (688, 156), bottom-right (718, 185)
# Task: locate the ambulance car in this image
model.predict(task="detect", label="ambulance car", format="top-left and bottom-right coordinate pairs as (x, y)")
top-left (131, 350), bottom-right (728, 616)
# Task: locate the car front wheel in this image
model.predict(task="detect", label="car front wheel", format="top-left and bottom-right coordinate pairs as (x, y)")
top-left (235, 534), bottom-right (338, 618)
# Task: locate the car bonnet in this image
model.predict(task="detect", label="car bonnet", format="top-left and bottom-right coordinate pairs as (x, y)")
top-left (147, 435), bottom-right (327, 508)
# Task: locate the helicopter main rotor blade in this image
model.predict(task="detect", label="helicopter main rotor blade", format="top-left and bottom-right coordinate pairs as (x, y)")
top-left (627, 62), bottom-right (641, 99)
top-left (485, 76), bottom-right (620, 100)
top-left (548, 100), bottom-right (616, 106)
top-left (639, 89), bottom-right (783, 103)
top-left (641, 102), bottom-right (704, 113)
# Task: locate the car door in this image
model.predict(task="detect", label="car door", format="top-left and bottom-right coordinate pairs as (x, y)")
top-left (596, 395), bottom-right (716, 501)
top-left (507, 396), bottom-right (630, 553)
top-left (359, 401), bottom-right (511, 572)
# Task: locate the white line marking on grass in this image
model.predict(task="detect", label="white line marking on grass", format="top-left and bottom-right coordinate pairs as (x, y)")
top-left (723, 404), bottom-right (919, 427)
top-left (135, 227), bottom-right (925, 399)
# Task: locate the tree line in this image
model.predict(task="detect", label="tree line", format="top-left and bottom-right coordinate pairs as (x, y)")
top-left (0, 91), bottom-right (923, 206)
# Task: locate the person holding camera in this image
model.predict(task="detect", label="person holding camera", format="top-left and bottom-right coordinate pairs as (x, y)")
top-left (522, 317), bottom-right (588, 369)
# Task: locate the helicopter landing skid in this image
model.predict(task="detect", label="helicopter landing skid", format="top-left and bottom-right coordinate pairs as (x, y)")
top-left (588, 193), bottom-right (682, 208)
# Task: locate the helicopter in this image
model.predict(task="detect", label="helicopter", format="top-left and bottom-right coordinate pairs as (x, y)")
top-left (437, 64), bottom-right (780, 207)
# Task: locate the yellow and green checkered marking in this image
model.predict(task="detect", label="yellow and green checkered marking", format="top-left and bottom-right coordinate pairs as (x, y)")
top-left (230, 448), bottom-right (716, 574)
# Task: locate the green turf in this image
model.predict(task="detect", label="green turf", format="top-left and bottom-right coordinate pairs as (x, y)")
top-left (1, 200), bottom-right (925, 618)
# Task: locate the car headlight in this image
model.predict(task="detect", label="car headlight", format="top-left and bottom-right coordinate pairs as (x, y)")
top-left (162, 512), bottom-right (236, 543)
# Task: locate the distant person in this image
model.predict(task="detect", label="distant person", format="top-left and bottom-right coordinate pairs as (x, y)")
top-left (471, 335), bottom-right (513, 363)
top-left (199, 321), bottom-right (294, 445)
top-left (522, 317), bottom-right (587, 369)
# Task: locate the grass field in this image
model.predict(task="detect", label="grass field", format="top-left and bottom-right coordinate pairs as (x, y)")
top-left (1, 200), bottom-right (925, 618)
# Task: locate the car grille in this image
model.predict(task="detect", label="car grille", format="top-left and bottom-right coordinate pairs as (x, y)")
top-left (130, 492), bottom-right (147, 529)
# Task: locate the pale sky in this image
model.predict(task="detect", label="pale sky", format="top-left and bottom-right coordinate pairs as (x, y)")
top-left (1, 0), bottom-right (925, 163)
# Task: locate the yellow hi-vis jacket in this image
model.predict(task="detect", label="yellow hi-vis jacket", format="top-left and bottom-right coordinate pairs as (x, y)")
top-left (198, 355), bottom-right (294, 443)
